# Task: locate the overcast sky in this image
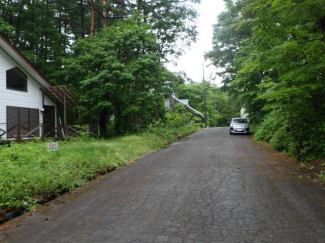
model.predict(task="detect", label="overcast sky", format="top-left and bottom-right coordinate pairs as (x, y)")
top-left (167, 0), bottom-right (225, 85)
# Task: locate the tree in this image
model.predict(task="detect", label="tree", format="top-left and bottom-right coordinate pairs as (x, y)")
top-left (63, 17), bottom-right (180, 135)
top-left (134, 0), bottom-right (199, 59)
top-left (208, 0), bottom-right (325, 161)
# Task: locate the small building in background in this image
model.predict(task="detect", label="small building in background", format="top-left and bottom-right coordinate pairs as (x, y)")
top-left (164, 96), bottom-right (189, 111)
top-left (164, 95), bottom-right (205, 120)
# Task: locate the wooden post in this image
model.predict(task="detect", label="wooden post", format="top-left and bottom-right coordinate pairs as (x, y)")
top-left (56, 106), bottom-right (59, 138)
top-left (41, 123), bottom-right (44, 140)
top-left (41, 91), bottom-right (44, 138)
top-left (17, 122), bottom-right (21, 142)
top-left (64, 90), bottom-right (68, 137)
top-left (42, 90), bottom-right (44, 107)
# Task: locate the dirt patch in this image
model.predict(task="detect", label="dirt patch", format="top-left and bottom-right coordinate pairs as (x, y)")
top-left (253, 140), bottom-right (325, 186)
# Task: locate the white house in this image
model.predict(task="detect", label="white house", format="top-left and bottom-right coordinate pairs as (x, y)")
top-left (164, 95), bottom-right (205, 119)
top-left (0, 34), bottom-right (78, 140)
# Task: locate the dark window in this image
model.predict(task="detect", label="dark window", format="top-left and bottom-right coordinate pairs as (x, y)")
top-left (7, 106), bottom-right (40, 138)
top-left (43, 106), bottom-right (55, 137)
top-left (6, 67), bottom-right (27, 92)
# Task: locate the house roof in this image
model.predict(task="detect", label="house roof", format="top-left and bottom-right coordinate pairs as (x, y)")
top-left (0, 33), bottom-right (53, 88)
top-left (0, 34), bottom-right (80, 108)
top-left (171, 95), bottom-right (205, 119)
top-left (40, 86), bottom-right (80, 108)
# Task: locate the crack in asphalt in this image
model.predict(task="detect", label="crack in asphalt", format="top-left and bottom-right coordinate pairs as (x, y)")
top-left (1, 128), bottom-right (325, 243)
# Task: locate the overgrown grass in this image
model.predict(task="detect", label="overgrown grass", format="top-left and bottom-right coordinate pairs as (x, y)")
top-left (0, 125), bottom-right (201, 221)
top-left (248, 123), bottom-right (258, 135)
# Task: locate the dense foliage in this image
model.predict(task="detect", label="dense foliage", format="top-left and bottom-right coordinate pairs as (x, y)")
top-left (0, 0), bottom-right (198, 80)
top-left (207, 0), bottom-right (325, 161)
top-left (0, 0), bottom-right (199, 135)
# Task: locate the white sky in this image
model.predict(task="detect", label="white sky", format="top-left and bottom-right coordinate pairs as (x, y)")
top-left (167, 0), bottom-right (225, 85)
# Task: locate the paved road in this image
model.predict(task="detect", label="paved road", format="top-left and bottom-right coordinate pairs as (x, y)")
top-left (1, 128), bottom-right (325, 243)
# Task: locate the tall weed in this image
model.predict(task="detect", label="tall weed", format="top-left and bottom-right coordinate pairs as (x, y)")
top-left (0, 125), bottom-right (200, 218)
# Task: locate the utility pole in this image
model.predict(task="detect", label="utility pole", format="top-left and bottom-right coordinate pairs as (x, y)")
top-left (203, 64), bottom-right (208, 128)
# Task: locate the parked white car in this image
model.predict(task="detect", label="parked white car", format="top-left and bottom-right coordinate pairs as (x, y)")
top-left (229, 117), bottom-right (249, 135)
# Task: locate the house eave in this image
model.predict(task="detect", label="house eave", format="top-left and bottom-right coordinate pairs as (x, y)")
top-left (0, 34), bottom-right (53, 88)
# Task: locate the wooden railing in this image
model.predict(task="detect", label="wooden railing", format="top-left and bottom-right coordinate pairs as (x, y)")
top-left (0, 123), bottom-right (97, 141)
top-left (0, 123), bottom-right (41, 141)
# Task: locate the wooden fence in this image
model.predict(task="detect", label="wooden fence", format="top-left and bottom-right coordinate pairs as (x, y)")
top-left (0, 123), bottom-right (97, 142)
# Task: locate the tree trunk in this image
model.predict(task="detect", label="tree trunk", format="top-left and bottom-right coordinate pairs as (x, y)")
top-left (114, 103), bottom-right (123, 135)
top-left (99, 108), bottom-right (108, 137)
top-left (90, 0), bottom-right (95, 36)
top-left (88, 108), bottom-right (95, 133)
top-left (14, 0), bottom-right (26, 46)
top-left (30, 0), bottom-right (35, 50)
top-left (80, 0), bottom-right (85, 38)
top-left (156, 105), bottom-right (160, 121)
top-left (9, 0), bottom-right (13, 25)
top-left (102, 0), bottom-right (107, 29)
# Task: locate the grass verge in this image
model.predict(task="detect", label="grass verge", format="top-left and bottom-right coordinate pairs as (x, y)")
top-left (0, 125), bottom-right (201, 222)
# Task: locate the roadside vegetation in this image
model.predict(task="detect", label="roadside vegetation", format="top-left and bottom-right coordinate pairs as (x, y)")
top-left (0, 113), bottom-right (202, 222)
top-left (207, 0), bottom-right (325, 162)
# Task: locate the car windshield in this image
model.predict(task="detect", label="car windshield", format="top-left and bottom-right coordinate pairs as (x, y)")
top-left (233, 119), bottom-right (247, 123)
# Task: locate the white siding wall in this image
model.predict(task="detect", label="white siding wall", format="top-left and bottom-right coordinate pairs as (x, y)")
top-left (0, 48), bottom-right (56, 138)
top-left (164, 99), bottom-right (170, 109)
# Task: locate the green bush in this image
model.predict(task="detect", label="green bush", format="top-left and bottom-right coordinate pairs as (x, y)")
top-left (164, 103), bottom-right (204, 128)
top-left (253, 113), bottom-right (281, 142)
top-left (270, 127), bottom-right (289, 152)
top-left (253, 112), bottom-right (325, 162)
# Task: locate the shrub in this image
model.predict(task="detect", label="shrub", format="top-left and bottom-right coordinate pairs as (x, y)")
top-left (253, 112), bottom-right (325, 161)
top-left (254, 113), bottom-right (281, 142)
top-left (270, 127), bottom-right (289, 152)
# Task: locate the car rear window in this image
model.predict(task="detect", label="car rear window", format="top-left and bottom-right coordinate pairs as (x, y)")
top-left (233, 119), bottom-right (247, 123)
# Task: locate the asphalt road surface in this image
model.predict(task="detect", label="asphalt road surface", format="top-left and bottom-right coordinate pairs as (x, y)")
top-left (1, 128), bottom-right (325, 243)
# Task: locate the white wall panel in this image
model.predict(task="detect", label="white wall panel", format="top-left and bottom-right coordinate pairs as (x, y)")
top-left (0, 48), bottom-right (56, 138)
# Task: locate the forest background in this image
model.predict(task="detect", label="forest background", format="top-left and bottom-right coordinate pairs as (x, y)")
top-left (0, 0), bottom-right (238, 136)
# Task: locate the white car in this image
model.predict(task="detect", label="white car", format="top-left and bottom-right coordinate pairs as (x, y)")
top-left (229, 117), bottom-right (249, 135)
